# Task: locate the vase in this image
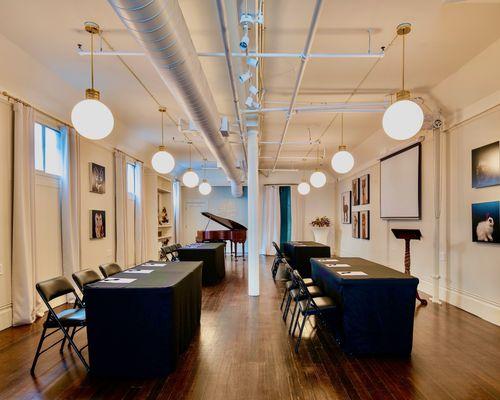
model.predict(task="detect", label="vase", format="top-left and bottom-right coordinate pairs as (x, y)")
top-left (311, 226), bottom-right (330, 245)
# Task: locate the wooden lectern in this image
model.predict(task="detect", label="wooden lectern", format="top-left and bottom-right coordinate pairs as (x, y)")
top-left (391, 229), bottom-right (427, 305)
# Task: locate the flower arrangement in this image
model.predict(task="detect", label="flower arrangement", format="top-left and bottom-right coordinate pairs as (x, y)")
top-left (311, 216), bottom-right (330, 228)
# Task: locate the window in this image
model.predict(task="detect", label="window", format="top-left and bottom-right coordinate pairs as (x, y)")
top-left (34, 122), bottom-right (63, 176)
top-left (127, 163), bottom-right (136, 195)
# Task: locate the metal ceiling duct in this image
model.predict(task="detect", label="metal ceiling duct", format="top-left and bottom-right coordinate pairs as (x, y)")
top-left (107, 0), bottom-right (243, 197)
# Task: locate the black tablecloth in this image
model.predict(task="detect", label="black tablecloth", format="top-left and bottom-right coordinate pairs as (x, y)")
top-left (178, 243), bottom-right (226, 285)
top-left (85, 261), bottom-right (202, 377)
top-left (311, 257), bottom-right (418, 356)
top-left (283, 241), bottom-right (331, 277)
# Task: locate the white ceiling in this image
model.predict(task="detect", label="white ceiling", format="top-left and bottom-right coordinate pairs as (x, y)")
top-left (1, 0), bottom-right (500, 177)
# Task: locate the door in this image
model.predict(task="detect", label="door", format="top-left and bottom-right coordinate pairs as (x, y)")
top-left (183, 201), bottom-right (207, 245)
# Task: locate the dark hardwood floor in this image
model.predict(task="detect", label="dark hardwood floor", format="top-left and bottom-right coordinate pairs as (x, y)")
top-left (0, 256), bottom-right (499, 400)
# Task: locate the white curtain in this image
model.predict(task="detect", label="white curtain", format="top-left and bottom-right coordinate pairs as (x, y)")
top-left (12, 103), bottom-right (43, 325)
top-left (260, 185), bottom-right (281, 255)
top-left (114, 150), bottom-right (129, 267)
top-left (173, 179), bottom-right (181, 244)
top-left (60, 126), bottom-right (80, 280)
top-left (290, 185), bottom-right (304, 241)
top-left (134, 161), bottom-right (147, 264)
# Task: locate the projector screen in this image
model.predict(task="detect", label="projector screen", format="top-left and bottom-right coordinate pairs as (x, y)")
top-left (380, 142), bottom-right (421, 219)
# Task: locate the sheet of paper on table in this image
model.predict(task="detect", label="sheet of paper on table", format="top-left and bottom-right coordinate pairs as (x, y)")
top-left (102, 278), bottom-right (137, 283)
top-left (124, 269), bottom-right (154, 274)
top-left (328, 263), bottom-right (351, 268)
top-left (142, 262), bottom-right (167, 267)
top-left (321, 258), bottom-right (339, 262)
top-left (337, 271), bottom-right (367, 276)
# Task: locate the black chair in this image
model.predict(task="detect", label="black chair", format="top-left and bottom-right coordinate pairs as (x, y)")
top-left (99, 263), bottom-right (122, 278)
top-left (72, 269), bottom-right (101, 293)
top-left (291, 270), bottom-right (336, 353)
top-left (280, 263), bottom-right (314, 311)
top-left (271, 242), bottom-right (287, 280)
top-left (31, 276), bottom-right (89, 374)
top-left (159, 244), bottom-right (171, 261)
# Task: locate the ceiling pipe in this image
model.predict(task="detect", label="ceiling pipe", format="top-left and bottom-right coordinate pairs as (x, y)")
top-left (107, 0), bottom-right (243, 197)
top-left (271, 0), bottom-right (324, 172)
top-left (214, 0), bottom-right (248, 167)
top-left (242, 101), bottom-right (389, 114)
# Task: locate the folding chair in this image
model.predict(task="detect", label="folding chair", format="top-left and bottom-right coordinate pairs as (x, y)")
top-left (291, 270), bottom-right (336, 353)
top-left (31, 276), bottom-right (89, 374)
top-left (72, 269), bottom-right (101, 294)
top-left (99, 263), bottom-right (122, 278)
top-left (271, 241), bottom-right (287, 280)
top-left (280, 263), bottom-right (314, 311)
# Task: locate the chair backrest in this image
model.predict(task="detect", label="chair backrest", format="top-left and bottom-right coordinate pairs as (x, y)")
top-left (36, 276), bottom-right (77, 304)
top-left (72, 269), bottom-right (102, 292)
top-left (272, 241), bottom-right (285, 259)
top-left (292, 270), bottom-right (315, 308)
top-left (99, 263), bottom-right (122, 278)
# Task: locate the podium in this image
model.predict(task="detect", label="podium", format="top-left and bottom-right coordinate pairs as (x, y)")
top-left (391, 229), bottom-right (427, 305)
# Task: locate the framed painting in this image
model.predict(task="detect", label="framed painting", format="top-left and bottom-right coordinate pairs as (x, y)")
top-left (341, 191), bottom-right (352, 224)
top-left (352, 178), bottom-right (360, 206)
top-left (352, 211), bottom-right (360, 238)
top-left (360, 174), bottom-right (370, 205)
top-left (90, 162), bottom-right (106, 194)
top-left (360, 210), bottom-right (370, 240)
top-left (471, 141), bottom-right (500, 188)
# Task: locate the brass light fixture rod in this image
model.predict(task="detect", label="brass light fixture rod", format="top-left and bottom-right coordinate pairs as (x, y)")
top-left (396, 23), bottom-right (412, 101)
top-left (84, 22), bottom-right (101, 100)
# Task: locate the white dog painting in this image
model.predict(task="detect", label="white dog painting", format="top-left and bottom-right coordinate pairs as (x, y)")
top-left (472, 201), bottom-right (499, 244)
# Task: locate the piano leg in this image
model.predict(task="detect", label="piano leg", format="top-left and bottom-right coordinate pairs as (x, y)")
top-left (242, 242), bottom-right (245, 261)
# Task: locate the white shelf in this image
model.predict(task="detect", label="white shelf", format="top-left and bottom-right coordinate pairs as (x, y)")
top-left (158, 235), bottom-right (172, 241)
top-left (157, 187), bottom-right (171, 194)
top-left (158, 224), bottom-right (172, 229)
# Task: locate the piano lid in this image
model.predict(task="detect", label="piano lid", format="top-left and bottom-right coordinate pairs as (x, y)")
top-left (201, 212), bottom-right (247, 231)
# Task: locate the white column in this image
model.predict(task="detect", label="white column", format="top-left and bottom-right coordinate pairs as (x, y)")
top-left (431, 126), bottom-right (442, 304)
top-left (247, 129), bottom-right (260, 296)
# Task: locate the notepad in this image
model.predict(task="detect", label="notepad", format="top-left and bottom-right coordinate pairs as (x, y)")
top-left (124, 269), bottom-right (154, 274)
top-left (142, 262), bottom-right (166, 267)
top-left (102, 278), bottom-right (137, 283)
top-left (329, 263), bottom-right (351, 267)
top-left (337, 271), bottom-right (367, 276)
top-left (321, 258), bottom-right (339, 263)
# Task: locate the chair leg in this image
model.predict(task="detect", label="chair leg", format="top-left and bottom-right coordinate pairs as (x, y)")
top-left (282, 293), bottom-right (292, 321)
top-left (55, 322), bottom-right (89, 371)
top-left (68, 326), bottom-right (77, 348)
top-left (292, 311), bottom-right (301, 337)
top-left (288, 300), bottom-right (299, 335)
top-left (280, 286), bottom-right (289, 310)
top-left (31, 326), bottom-right (48, 374)
top-left (60, 327), bottom-right (69, 352)
top-left (295, 314), bottom-right (309, 353)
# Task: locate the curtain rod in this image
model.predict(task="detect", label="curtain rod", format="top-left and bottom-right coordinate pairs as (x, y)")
top-left (263, 183), bottom-right (298, 186)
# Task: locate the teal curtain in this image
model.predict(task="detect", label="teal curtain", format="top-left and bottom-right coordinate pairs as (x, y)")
top-left (279, 186), bottom-right (291, 247)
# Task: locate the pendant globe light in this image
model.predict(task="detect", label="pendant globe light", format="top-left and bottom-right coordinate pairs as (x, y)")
top-left (298, 160), bottom-right (311, 195)
top-left (309, 139), bottom-right (326, 188)
top-left (382, 23), bottom-right (424, 141)
top-left (331, 114), bottom-right (354, 174)
top-left (71, 22), bottom-right (114, 140)
top-left (182, 142), bottom-right (199, 188)
top-left (199, 159), bottom-right (212, 195)
top-left (151, 107), bottom-right (175, 174)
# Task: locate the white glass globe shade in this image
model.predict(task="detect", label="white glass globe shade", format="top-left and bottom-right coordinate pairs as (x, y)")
top-left (151, 149), bottom-right (175, 174)
top-left (382, 99), bottom-right (424, 140)
top-left (182, 169), bottom-right (199, 188)
top-left (331, 150), bottom-right (354, 174)
top-left (199, 181), bottom-right (212, 195)
top-left (297, 182), bottom-right (311, 195)
top-left (71, 99), bottom-right (114, 140)
top-left (309, 171), bottom-right (327, 188)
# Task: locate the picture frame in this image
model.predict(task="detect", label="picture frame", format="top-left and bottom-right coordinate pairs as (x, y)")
top-left (360, 210), bottom-right (370, 240)
top-left (341, 191), bottom-right (352, 224)
top-left (360, 174), bottom-right (370, 205)
top-left (90, 210), bottom-right (106, 239)
top-left (89, 162), bottom-right (106, 194)
top-left (352, 178), bottom-right (360, 206)
top-left (352, 211), bottom-right (360, 238)
top-left (471, 141), bottom-right (500, 188)
top-left (471, 201), bottom-right (499, 243)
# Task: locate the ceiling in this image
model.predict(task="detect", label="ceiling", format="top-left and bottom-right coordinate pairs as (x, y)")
top-left (1, 0), bottom-right (500, 178)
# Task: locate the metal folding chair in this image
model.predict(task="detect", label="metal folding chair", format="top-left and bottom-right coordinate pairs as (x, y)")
top-left (271, 241), bottom-right (287, 280)
top-left (31, 276), bottom-right (89, 374)
top-left (99, 263), bottom-right (122, 278)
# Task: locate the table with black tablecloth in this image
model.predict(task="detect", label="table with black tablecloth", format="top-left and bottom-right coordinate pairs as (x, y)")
top-left (311, 257), bottom-right (418, 356)
top-left (85, 261), bottom-right (202, 377)
top-left (283, 241), bottom-right (331, 277)
top-left (177, 242), bottom-right (226, 285)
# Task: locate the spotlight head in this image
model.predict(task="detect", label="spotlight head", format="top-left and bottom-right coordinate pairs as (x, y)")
top-left (246, 57), bottom-right (259, 68)
top-left (245, 96), bottom-right (254, 108)
top-left (240, 13), bottom-right (254, 25)
top-left (249, 85), bottom-right (259, 96)
top-left (255, 12), bottom-right (264, 24)
top-left (238, 70), bottom-right (252, 84)
top-left (239, 33), bottom-right (250, 51)
top-left (251, 100), bottom-right (261, 109)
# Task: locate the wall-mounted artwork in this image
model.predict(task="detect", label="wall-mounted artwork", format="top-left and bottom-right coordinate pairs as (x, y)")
top-left (472, 141), bottom-right (500, 188)
top-left (352, 178), bottom-right (360, 206)
top-left (471, 201), bottom-right (499, 243)
top-left (360, 174), bottom-right (370, 205)
top-left (360, 210), bottom-right (370, 240)
top-left (341, 191), bottom-right (352, 224)
top-left (90, 162), bottom-right (106, 194)
top-left (352, 211), bottom-right (360, 238)
top-left (90, 210), bottom-right (106, 239)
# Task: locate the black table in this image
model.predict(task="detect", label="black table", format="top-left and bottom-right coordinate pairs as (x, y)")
top-left (178, 242), bottom-right (226, 285)
top-left (311, 257), bottom-right (418, 356)
top-left (85, 261), bottom-right (202, 377)
top-left (283, 241), bottom-right (331, 277)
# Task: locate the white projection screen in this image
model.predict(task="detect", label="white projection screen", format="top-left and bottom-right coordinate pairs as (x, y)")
top-left (380, 142), bottom-right (421, 219)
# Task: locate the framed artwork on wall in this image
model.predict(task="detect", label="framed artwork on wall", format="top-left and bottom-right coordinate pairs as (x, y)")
top-left (471, 141), bottom-right (500, 188)
top-left (360, 174), bottom-right (370, 205)
top-left (352, 178), bottom-right (360, 206)
top-left (90, 210), bottom-right (106, 239)
top-left (341, 191), bottom-right (352, 224)
top-left (90, 162), bottom-right (106, 194)
top-left (352, 211), bottom-right (360, 238)
top-left (471, 201), bottom-right (499, 243)
top-left (360, 210), bottom-right (370, 240)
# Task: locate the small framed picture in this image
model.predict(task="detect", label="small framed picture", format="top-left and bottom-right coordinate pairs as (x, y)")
top-left (471, 141), bottom-right (500, 188)
top-left (352, 178), bottom-right (360, 206)
top-left (360, 210), bottom-right (370, 240)
top-left (341, 191), bottom-right (352, 224)
top-left (90, 210), bottom-right (106, 239)
top-left (90, 162), bottom-right (106, 194)
top-left (352, 211), bottom-right (360, 238)
top-left (360, 174), bottom-right (370, 205)
top-left (471, 201), bottom-right (499, 243)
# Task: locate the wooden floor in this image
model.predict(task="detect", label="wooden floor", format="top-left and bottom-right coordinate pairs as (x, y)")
top-left (0, 256), bottom-right (499, 400)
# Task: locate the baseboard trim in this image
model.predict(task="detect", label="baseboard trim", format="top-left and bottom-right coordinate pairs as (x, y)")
top-left (0, 304), bottom-right (12, 331)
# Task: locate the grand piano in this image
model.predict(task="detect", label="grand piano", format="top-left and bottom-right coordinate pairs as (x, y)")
top-left (196, 212), bottom-right (247, 259)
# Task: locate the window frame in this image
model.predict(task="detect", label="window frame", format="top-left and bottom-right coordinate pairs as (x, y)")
top-left (127, 162), bottom-right (136, 198)
top-left (34, 122), bottom-right (63, 178)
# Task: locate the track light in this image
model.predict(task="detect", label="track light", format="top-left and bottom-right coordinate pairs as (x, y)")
top-left (239, 25), bottom-right (250, 52)
top-left (240, 13), bottom-right (254, 25)
top-left (239, 70), bottom-right (252, 84)
top-left (247, 58), bottom-right (259, 68)
top-left (251, 100), bottom-right (261, 109)
top-left (245, 96), bottom-right (254, 108)
top-left (255, 12), bottom-right (264, 24)
top-left (249, 85), bottom-right (258, 96)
